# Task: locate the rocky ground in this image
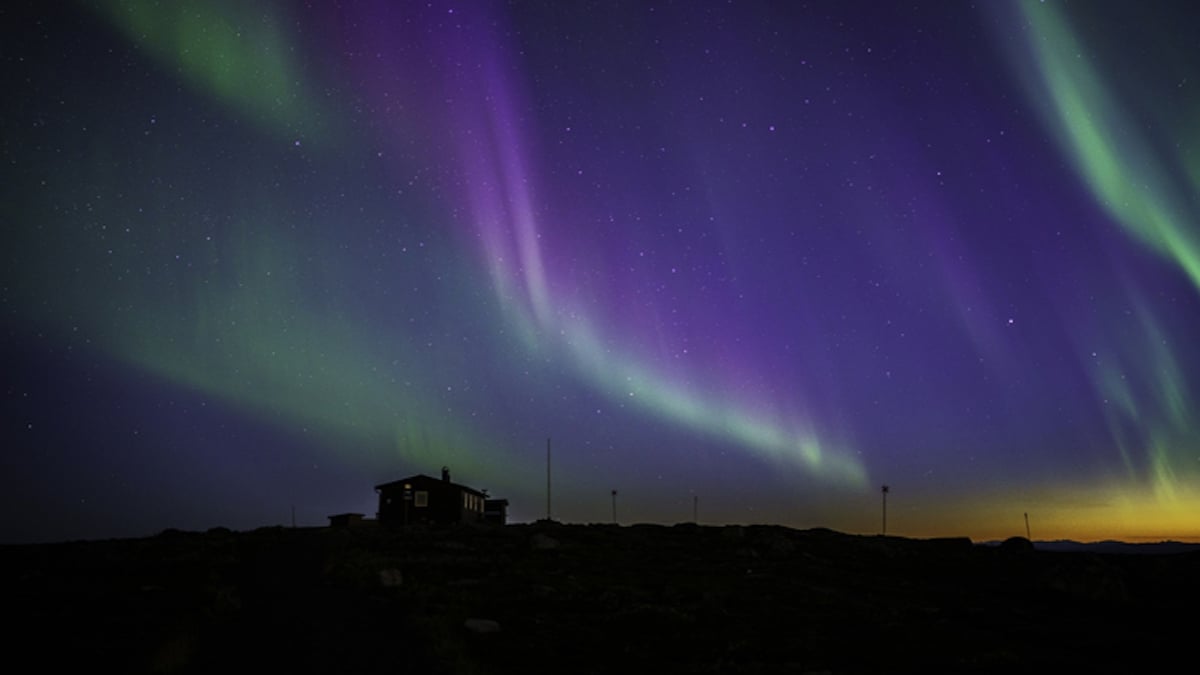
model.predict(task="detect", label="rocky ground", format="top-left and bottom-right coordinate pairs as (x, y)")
top-left (4, 522), bottom-right (1196, 673)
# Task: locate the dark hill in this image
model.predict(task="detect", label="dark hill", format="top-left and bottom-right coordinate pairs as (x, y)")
top-left (3, 522), bottom-right (1196, 673)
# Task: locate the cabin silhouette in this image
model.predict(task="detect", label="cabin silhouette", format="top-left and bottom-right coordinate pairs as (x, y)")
top-left (375, 467), bottom-right (505, 526)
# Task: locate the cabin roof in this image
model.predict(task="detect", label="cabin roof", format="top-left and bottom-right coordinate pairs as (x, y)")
top-left (374, 474), bottom-right (486, 497)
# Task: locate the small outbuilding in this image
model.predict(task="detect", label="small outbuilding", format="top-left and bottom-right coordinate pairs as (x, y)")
top-left (484, 498), bottom-right (509, 525)
top-left (375, 467), bottom-right (489, 526)
top-left (327, 512), bottom-right (365, 528)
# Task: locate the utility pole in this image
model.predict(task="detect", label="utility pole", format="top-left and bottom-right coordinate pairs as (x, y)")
top-left (611, 489), bottom-right (618, 524)
top-left (1024, 512), bottom-right (1031, 540)
top-left (881, 485), bottom-right (889, 535)
top-left (546, 437), bottom-right (552, 521)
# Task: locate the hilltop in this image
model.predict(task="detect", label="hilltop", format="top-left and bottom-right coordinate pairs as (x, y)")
top-left (3, 522), bottom-right (1196, 673)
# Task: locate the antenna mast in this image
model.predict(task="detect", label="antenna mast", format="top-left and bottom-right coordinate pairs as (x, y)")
top-left (881, 485), bottom-right (890, 535)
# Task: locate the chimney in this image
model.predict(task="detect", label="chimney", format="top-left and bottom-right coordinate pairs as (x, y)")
top-left (441, 466), bottom-right (450, 482)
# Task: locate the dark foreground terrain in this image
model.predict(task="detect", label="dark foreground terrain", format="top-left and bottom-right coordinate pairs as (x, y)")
top-left (4, 522), bottom-right (1196, 673)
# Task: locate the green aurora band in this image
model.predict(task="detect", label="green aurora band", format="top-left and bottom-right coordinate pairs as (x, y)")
top-left (90, 0), bottom-right (330, 144)
top-left (41, 1), bottom-right (516, 482)
top-left (1015, 1), bottom-right (1200, 290)
top-left (79, 0), bottom-right (871, 489)
top-left (1010, 0), bottom-right (1199, 502)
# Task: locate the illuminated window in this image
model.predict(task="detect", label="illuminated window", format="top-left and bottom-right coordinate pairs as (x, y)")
top-left (414, 491), bottom-right (428, 507)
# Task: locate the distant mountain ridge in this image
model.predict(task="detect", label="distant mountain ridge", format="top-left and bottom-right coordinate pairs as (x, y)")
top-left (981, 539), bottom-right (1200, 555)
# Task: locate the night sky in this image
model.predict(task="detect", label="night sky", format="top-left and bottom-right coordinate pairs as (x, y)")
top-left (3, 0), bottom-right (1199, 544)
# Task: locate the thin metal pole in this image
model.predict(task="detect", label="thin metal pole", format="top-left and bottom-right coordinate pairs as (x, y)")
top-left (881, 485), bottom-right (889, 535)
top-left (1024, 512), bottom-right (1031, 540)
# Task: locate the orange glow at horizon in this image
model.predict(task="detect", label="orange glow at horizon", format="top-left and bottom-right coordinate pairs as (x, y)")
top-left (867, 479), bottom-right (1200, 543)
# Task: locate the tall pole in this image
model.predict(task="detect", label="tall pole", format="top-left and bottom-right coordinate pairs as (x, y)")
top-left (881, 485), bottom-right (889, 535)
top-left (611, 489), bottom-right (617, 523)
top-left (1024, 512), bottom-right (1031, 540)
top-left (546, 437), bottom-right (552, 521)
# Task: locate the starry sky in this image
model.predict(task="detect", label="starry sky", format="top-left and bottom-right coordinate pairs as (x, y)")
top-left (3, 0), bottom-right (1199, 544)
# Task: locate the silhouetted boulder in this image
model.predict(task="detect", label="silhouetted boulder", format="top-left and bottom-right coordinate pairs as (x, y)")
top-left (1000, 536), bottom-right (1034, 553)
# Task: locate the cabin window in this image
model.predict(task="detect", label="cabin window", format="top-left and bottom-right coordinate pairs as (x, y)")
top-left (414, 491), bottom-right (428, 507)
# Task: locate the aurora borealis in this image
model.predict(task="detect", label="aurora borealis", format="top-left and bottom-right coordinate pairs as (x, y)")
top-left (3, 0), bottom-right (1198, 544)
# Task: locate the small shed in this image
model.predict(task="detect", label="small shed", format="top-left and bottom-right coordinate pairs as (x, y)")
top-left (375, 467), bottom-right (488, 526)
top-left (328, 512), bottom-right (365, 528)
top-left (484, 499), bottom-right (509, 525)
